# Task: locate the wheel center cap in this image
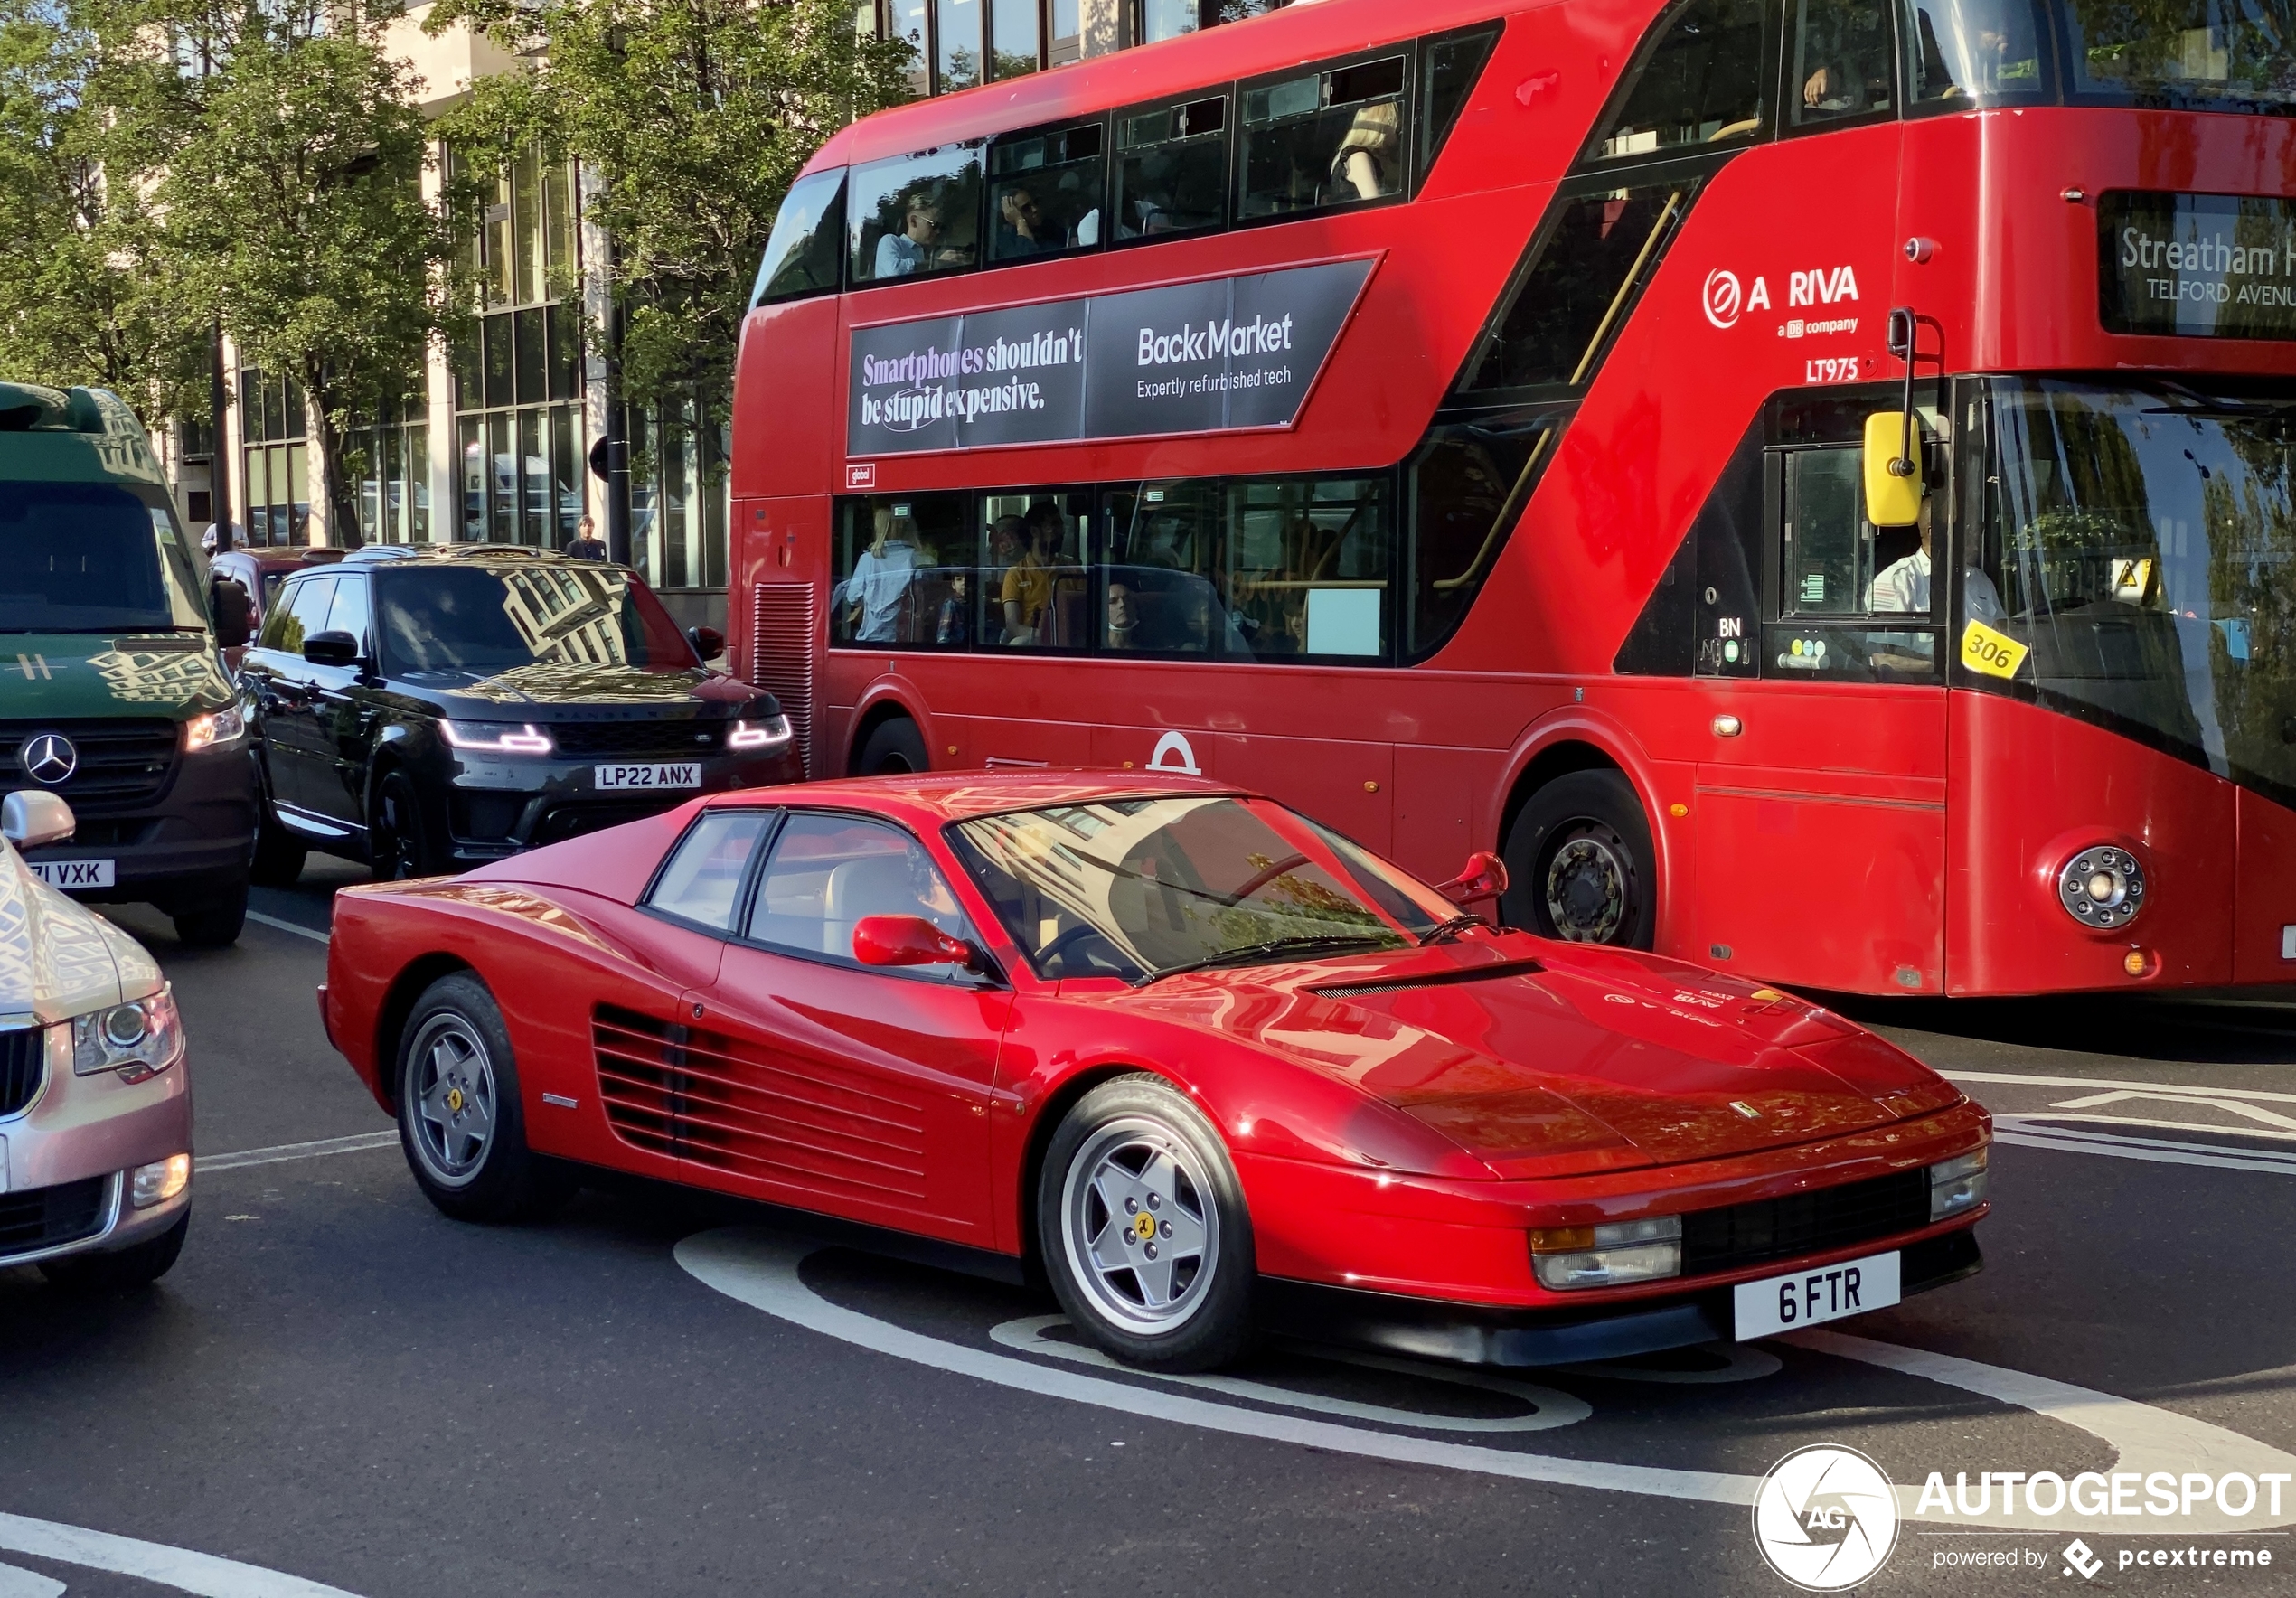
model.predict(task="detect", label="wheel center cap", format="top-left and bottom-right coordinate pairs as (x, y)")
top-left (446, 1086), bottom-right (465, 1114)
top-left (1133, 1211), bottom-right (1157, 1241)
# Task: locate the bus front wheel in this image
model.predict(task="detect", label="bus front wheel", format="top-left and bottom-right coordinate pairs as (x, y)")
top-left (853, 717), bottom-right (928, 776)
top-left (1501, 770), bottom-right (1655, 950)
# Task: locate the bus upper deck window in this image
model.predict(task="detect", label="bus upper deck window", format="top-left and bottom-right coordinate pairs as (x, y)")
top-left (849, 143), bottom-right (984, 286)
top-left (1238, 56), bottom-right (1408, 221)
top-left (989, 123), bottom-right (1106, 262)
top-left (1791, 0), bottom-right (1896, 125)
top-left (751, 168), bottom-right (848, 308)
top-left (1585, 0), bottom-right (1769, 163)
top-left (2058, 0), bottom-right (2295, 107)
top-left (1114, 96), bottom-right (1228, 240)
top-left (1904, 0), bottom-right (2048, 106)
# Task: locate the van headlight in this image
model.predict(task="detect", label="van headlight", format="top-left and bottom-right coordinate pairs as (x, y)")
top-left (1928, 1146), bottom-right (1989, 1220)
top-left (183, 704), bottom-right (245, 751)
top-left (59, 986), bottom-right (184, 1084)
top-left (1529, 1215), bottom-right (1682, 1289)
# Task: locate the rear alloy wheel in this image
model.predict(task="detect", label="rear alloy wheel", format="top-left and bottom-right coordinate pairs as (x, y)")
top-left (396, 973), bottom-right (572, 1223)
top-left (853, 717), bottom-right (928, 776)
top-left (1501, 769), bottom-right (1656, 949)
top-left (372, 772), bottom-right (440, 880)
top-left (1040, 1075), bottom-right (1254, 1372)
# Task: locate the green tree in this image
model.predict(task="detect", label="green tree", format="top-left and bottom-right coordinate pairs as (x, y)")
top-left (430, 0), bottom-right (910, 422)
top-left (147, 0), bottom-right (459, 543)
top-left (0, 0), bottom-right (206, 424)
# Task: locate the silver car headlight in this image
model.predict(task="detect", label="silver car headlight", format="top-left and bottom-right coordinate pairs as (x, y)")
top-left (58, 986), bottom-right (184, 1085)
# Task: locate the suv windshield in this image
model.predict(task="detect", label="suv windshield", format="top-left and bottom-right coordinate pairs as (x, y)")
top-left (1970, 377), bottom-right (2296, 804)
top-left (0, 480), bottom-right (209, 634)
top-left (2059, 0), bottom-right (2296, 109)
top-left (949, 795), bottom-right (1451, 982)
top-left (375, 563), bottom-right (696, 676)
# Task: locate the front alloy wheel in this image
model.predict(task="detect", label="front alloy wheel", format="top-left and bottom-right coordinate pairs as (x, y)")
top-left (394, 972), bottom-right (572, 1223)
top-left (406, 1010), bottom-right (497, 1188)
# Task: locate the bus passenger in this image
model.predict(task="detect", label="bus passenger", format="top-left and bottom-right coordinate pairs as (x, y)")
top-left (1331, 100), bottom-right (1400, 202)
top-left (936, 571), bottom-right (971, 646)
top-left (997, 184), bottom-right (1055, 256)
top-left (874, 196), bottom-right (944, 277)
top-left (1002, 518), bottom-right (1056, 644)
top-left (1106, 578), bottom-right (1143, 650)
top-left (845, 505), bottom-right (922, 642)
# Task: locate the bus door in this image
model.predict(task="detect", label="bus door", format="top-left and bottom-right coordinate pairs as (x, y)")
top-left (1690, 399), bottom-right (1950, 993)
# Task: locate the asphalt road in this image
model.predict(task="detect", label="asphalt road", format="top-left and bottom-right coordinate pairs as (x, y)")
top-left (4, 863), bottom-right (2294, 1598)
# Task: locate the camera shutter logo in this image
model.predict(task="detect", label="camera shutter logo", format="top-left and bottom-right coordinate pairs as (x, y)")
top-left (21, 733), bottom-right (77, 785)
top-left (1752, 1444), bottom-right (1899, 1590)
top-left (1704, 268), bottom-right (1746, 329)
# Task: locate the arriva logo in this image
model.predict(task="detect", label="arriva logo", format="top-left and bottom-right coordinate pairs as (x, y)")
top-left (1702, 268), bottom-right (1774, 330)
top-left (1753, 1445), bottom-right (1900, 1590)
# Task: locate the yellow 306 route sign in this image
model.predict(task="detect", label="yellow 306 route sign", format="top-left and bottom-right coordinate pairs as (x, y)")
top-left (1960, 620), bottom-right (2029, 680)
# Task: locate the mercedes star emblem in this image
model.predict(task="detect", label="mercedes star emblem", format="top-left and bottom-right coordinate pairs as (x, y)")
top-left (21, 732), bottom-right (78, 785)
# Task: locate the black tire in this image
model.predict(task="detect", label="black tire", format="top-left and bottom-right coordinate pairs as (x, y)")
top-left (171, 873), bottom-right (249, 948)
top-left (250, 797), bottom-right (307, 887)
top-left (1501, 769), bottom-right (1657, 949)
top-left (372, 771), bottom-right (442, 880)
top-left (41, 1212), bottom-right (189, 1291)
top-left (1038, 1074), bottom-right (1255, 1372)
top-left (853, 717), bottom-right (929, 776)
top-left (395, 972), bottom-right (573, 1223)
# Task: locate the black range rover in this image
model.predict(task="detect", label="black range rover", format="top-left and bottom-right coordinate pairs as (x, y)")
top-left (240, 545), bottom-right (801, 880)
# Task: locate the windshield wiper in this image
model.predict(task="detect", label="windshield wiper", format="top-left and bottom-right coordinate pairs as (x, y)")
top-left (1419, 914), bottom-right (1488, 945)
top-left (1138, 934), bottom-right (1397, 986)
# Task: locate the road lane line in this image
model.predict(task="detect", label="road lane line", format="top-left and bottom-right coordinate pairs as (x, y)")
top-left (195, 1132), bottom-right (398, 1172)
top-left (0, 1513), bottom-right (362, 1597)
top-left (675, 1227), bottom-right (2296, 1531)
top-left (1943, 1069), bottom-right (2296, 1104)
top-left (245, 910), bottom-right (329, 945)
top-left (0, 1561), bottom-right (64, 1598)
top-left (1993, 1117), bottom-right (2296, 1176)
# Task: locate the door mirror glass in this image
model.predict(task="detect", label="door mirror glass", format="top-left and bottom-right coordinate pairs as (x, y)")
top-left (852, 913), bottom-right (980, 969)
top-left (302, 630), bottom-right (360, 667)
top-left (1863, 411), bottom-right (1923, 527)
top-left (2, 789), bottom-right (75, 851)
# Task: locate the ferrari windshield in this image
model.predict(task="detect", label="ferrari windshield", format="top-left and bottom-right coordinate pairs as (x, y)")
top-left (1971, 378), bottom-right (2296, 804)
top-left (949, 795), bottom-right (1452, 982)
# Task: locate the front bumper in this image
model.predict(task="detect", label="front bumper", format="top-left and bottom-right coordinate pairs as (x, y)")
top-left (0, 1028), bottom-right (193, 1269)
top-left (22, 743), bottom-right (256, 906)
top-left (438, 745), bottom-right (805, 866)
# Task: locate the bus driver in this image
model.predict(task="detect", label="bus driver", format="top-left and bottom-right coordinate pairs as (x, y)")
top-left (1868, 494), bottom-right (2007, 623)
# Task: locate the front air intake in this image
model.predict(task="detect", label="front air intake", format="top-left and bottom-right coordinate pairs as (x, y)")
top-left (0, 1027), bottom-right (44, 1118)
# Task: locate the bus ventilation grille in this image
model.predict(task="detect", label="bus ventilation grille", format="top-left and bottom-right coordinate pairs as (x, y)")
top-left (750, 584), bottom-right (817, 777)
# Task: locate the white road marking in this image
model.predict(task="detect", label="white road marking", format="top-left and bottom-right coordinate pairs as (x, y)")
top-left (0, 1513), bottom-right (362, 1597)
top-left (2048, 1090), bottom-right (2296, 1130)
top-left (1947, 1071), bottom-right (2296, 1172)
top-left (988, 1314), bottom-right (1592, 1432)
top-left (1993, 1117), bottom-right (2296, 1176)
top-left (244, 910), bottom-right (328, 945)
top-left (1943, 1069), bottom-right (2296, 1104)
top-left (0, 1561), bottom-right (64, 1598)
top-left (676, 1227), bottom-right (2296, 1532)
top-left (195, 1132), bottom-right (398, 1173)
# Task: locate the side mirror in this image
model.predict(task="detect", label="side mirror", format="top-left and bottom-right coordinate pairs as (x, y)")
top-left (212, 578), bottom-right (254, 649)
top-left (303, 630), bottom-right (360, 668)
top-left (688, 625), bottom-right (725, 663)
top-left (1436, 850), bottom-right (1509, 907)
top-left (853, 914), bottom-right (979, 971)
top-left (1862, 411), bottom-right (1923, 528)
top-left (3, 790), bottom-right (76, 851)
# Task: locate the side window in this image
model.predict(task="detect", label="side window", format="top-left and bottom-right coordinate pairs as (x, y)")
top-left (751, 168), bottom-right (847, 307)
top-left (1404, 417), bottom-right (1563, 658)
top-left (1237, 55), bottom-right (1409, 221)
top-left (977, 487), bottom-right (1090, 649)
top-left (1585, 0), bottom-right (1771, 162)
top-left (648, 810), bottom-right (775, 932)
top-left (321, 575), bottom-right (371, 657)
top-left (1790, 0), bottom-right (1896, 124)
top-left (849, 144), bottom-right (983, 285)
top-left (1416, 25), bottom-right (1501, 183)
top-left (987, 122), bottom-right (1105, 262)
top-left (260, 575), bottom-right (334, 655)
top-left (829, 493), bottom-right (970, 647)
top-left (1101, 482), bottom-right (1231, 655)
top-left (1459, 181), bottom-right (1700, 394)
top-left (1769, 446), bottom-right (1941, 682)
top-left (1113, 95), bottom-right (1229, 240)
top-left (1904, 0), bottom-right (2048, 106)
top-left (743, 813), bottom-right (974, 975)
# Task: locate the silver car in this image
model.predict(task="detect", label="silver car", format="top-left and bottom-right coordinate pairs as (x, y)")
top-left (1, 789), bottom-right (192, 1287)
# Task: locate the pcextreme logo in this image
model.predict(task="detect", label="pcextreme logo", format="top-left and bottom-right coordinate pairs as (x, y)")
top-left (1752, 1445), bottom-right (1900, 1590)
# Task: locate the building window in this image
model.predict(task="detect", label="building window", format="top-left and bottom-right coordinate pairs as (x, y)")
top-left (628, 400), bottom-right (729, 591)
top-left (877, 0), bottom-right (1117, 92)
top-left (239, 368), bottom-right (309, 548)
top-left (347, 395), bottom-right (431, 545)
top-left (176, 417), bottom-right (216, 526)
top-left (454, 146), bottom-right (586, 550)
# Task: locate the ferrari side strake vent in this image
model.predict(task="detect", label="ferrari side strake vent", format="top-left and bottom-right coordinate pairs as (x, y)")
top-left (1311, 960), bottom-right (1545, 999)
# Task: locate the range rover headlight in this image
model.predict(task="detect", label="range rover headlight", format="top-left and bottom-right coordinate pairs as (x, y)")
top-left (61, 986), bottom-right (183, 1084)
top-left (728, 714), bottom-right (792, 751)
top-left (183, 704), bottom-right (245, 751)
top-left (442, 720), bottom-right (555, 756)
top-left (1529, 1215), bottom-right (1683, 1290)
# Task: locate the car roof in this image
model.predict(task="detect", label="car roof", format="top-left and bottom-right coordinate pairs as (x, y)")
top-left (701, 770), bottom-right (1248, 825)
top-left (334, 543), bottom-right (645, 579)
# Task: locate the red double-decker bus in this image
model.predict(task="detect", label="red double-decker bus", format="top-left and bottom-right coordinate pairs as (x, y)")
top-left (728, 0), bottom-right (2296, 997)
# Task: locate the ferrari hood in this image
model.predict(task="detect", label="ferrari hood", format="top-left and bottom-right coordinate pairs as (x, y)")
top-left (0, 837), bottom-right (163, 1024)
top-left (1130, 940), bottom-right (1959, 1179)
